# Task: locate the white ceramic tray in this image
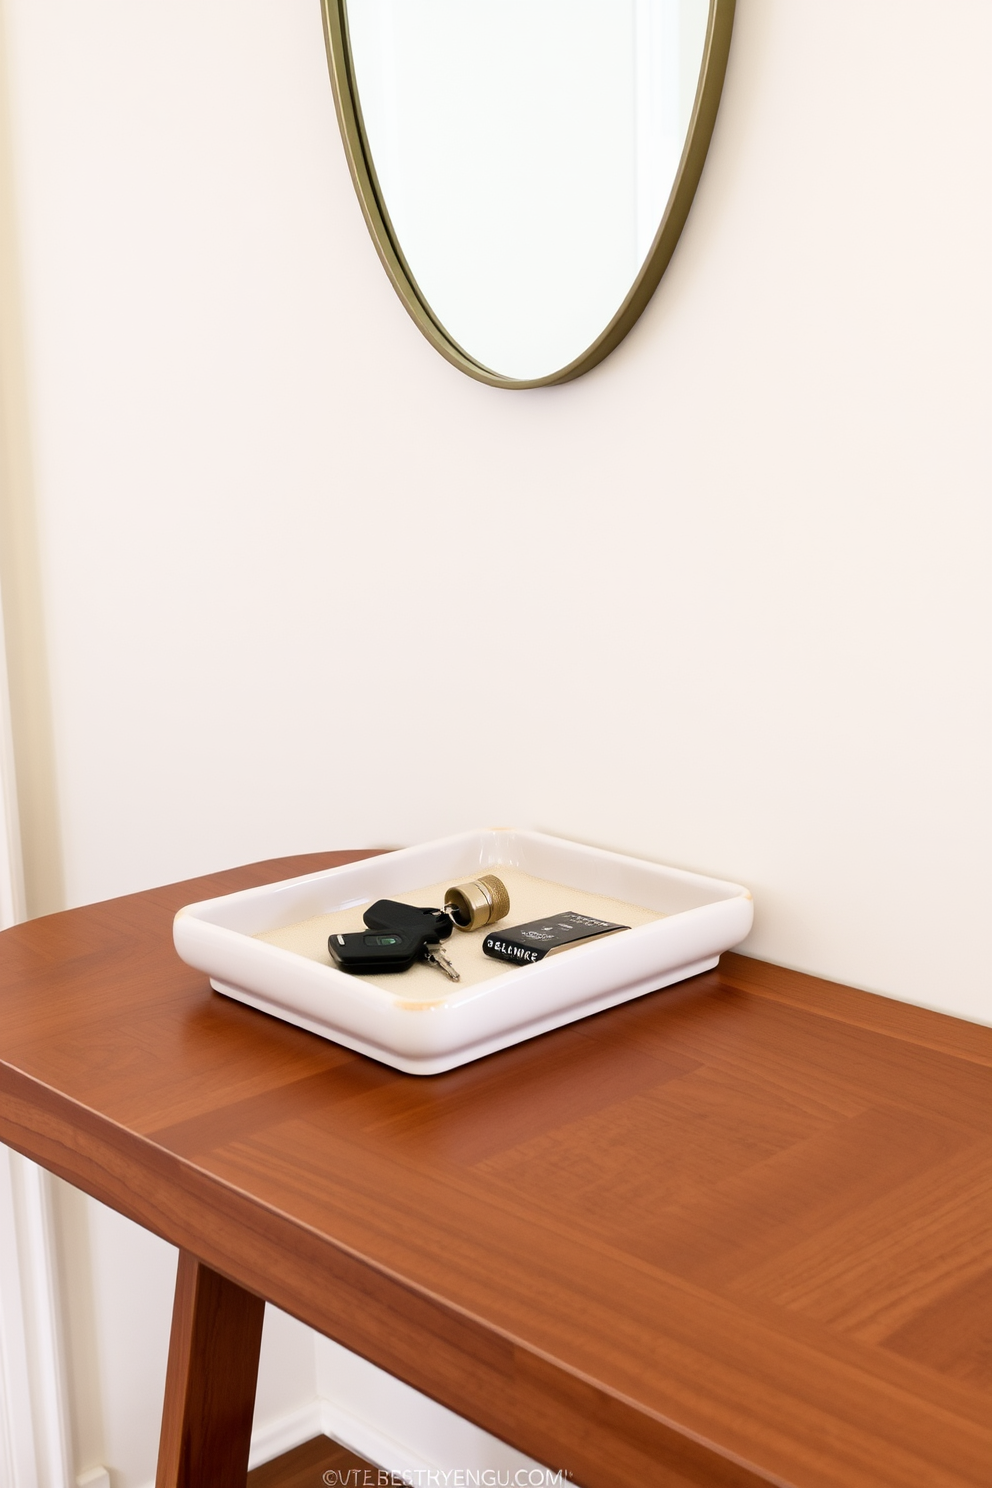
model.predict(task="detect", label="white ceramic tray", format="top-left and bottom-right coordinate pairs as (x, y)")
top-left (173, 829), bottom-right (753, 1075)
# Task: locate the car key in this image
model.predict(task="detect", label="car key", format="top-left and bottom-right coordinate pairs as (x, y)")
top-left (328, 927), bottom-right (421, 975)
top-left (328, 903), bottom-right (460, 981)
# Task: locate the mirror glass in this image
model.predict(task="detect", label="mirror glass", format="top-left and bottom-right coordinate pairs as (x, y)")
top-left (343, 1), bottom-right (712, 381)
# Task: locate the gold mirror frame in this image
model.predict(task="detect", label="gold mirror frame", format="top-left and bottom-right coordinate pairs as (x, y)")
top-left (321, 0), bottom-right (736, 389)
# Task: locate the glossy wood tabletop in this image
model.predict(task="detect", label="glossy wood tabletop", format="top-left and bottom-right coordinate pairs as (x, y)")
top-left (0, 852), bottom-right (989, 1488)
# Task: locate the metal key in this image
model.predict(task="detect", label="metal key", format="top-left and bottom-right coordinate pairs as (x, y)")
top-left (423, 942), bottom-right (460, 982)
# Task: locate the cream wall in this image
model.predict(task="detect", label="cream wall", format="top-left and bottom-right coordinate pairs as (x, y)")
top-left (0, 1), bottom-right (989, 1485)
top-left (4, 0), bottom-right (990, 1017)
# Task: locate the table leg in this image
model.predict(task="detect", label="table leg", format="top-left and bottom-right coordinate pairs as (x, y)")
top-left (156, 1250), bottom-right (265, 1488)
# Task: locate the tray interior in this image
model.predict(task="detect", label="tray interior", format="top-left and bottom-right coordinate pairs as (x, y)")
top-left (254, 865), bottom-right (663, 1000)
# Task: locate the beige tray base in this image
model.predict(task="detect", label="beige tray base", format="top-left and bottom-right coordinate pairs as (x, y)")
top-left (254, 865), bottom-right (663, 1000)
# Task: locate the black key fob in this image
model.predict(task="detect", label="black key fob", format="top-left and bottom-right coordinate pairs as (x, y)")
top-left (328, 928), bottom-right (421, 974)
top-left (364, 900), bottom-right (453, 940)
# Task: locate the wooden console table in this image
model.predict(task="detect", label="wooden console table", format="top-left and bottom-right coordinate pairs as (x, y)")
top-left (0, 852), bottom-right (988, 1487)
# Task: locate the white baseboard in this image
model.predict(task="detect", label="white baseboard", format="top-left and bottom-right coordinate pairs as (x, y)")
top-left (247, 1393), bottom-right (435, 1476)
top-left (134, 1393), bottom-right (432, 1487)
top-left (247, 1398), bottom-right (327, 1470)
top-left (319, 1397), bottom-right (434, 1477)
top-left (76, 1469), bottom-right (110, 1488)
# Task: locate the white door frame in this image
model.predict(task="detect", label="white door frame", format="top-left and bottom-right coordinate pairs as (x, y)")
top-left (0, 528), bottom-right (71, 1487)
top-left (0, 593), bottom-right (23, 927)
top-left (0, 1153), bottom-right (74, 1488)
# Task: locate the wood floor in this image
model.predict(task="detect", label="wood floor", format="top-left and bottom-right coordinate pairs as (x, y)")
top-left (247, 1435), bottom-right (375, 1487)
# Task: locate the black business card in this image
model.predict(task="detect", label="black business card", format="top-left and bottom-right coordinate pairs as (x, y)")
top-left (483, 911), bottom-right (628, 965)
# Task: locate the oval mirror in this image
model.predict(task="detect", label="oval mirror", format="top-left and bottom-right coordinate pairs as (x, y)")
top-left (322, 1), bottom-right (734, 387)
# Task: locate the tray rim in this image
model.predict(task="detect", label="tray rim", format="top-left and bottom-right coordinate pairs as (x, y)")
top-left (172, 829), bottom-right (753, 1071)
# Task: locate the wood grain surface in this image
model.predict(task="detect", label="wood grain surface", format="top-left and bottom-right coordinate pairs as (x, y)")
top-left (156, 1251), bottom-right (265, 1488)
top-left (0, 851), bottom-right (989, 1488)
